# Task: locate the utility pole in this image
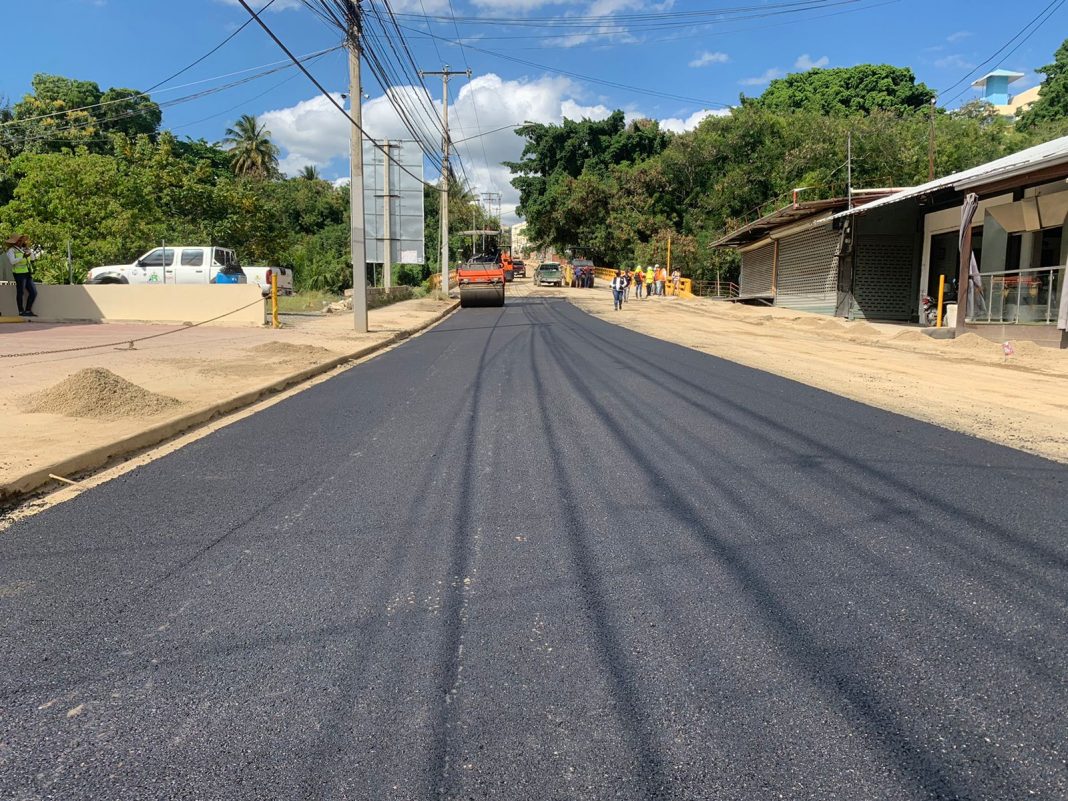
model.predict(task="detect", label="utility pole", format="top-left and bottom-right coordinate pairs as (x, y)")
top-left (380, 139), bottom-right (394, 290)
top-left (419, 65), bottom-right (470, 295)
top-left (928, 97), bottom-right (937, 182)
top-left (846, 130), bottom-right (853, 211)
top-left (347, 5), bottom-right (368, 332)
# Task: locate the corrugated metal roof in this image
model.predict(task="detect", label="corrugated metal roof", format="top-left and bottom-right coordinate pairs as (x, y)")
top-left (711, 199), bottom-right (847, 248)
top-left (830, 134), bottom-right (1068, 221)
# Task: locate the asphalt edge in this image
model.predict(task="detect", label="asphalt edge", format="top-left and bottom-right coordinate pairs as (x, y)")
top-left (0, 301), bottom-right (460, 504)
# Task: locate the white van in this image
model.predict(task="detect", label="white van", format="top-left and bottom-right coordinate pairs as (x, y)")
top-left (86, 246), bottom-right (246, 285)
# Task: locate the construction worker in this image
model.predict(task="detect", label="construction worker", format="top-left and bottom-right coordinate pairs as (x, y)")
top-left (5, 234), bottom-right (38, 317)
top-left (634, 265), bottom-right (645, 299)
top-left (645, 264), bottom-right (655, 297)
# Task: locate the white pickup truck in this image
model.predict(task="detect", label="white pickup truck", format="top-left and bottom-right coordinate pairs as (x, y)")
top-left (86, 246), bottom-right (246, 285)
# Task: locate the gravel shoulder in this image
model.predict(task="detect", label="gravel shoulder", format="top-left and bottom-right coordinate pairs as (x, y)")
top-left (561, 284), bottom-right (1068, 462)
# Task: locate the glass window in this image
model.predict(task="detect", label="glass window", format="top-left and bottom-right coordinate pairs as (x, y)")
top-left (140, 248), bottom-right (175, 267)
top-left (1039, 226), bottom-right (1063, 267)
top-left (181, 249), bottom-right (204, 266)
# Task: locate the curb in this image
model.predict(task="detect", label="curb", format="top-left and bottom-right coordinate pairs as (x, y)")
top-left (0, 301), bottom-right (459, 504)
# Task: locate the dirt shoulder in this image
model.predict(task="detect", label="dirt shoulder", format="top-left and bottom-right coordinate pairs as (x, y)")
top-left (560, 284), bottom-right (1068, 463)
top-left (0, 297), bottom-right (455, 499)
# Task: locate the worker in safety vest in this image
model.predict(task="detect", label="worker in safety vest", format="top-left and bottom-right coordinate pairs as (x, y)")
top-left (5, 234), bottom-right (38, 317)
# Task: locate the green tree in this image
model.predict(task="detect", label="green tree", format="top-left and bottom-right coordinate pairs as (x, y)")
top-left (299, 164), bottom-right (321, 180)
top-left (221, 114), bottom-right (280, 179)
top-left (98, 87), bottom-right (162, 138)
top-left (1018, 38), bottom-right (1068, 128)
top-left (747, 65), bottom-right (936, 117)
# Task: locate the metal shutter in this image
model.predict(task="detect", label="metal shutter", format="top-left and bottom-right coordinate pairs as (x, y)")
top-left (852, 235), bottom-right (914, 320)
top-left (775, 227), bottom-right (840, 314)
top-left (740, 243), bottom-right (774, 296)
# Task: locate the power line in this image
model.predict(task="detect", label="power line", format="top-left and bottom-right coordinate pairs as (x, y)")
top-left (938, 0), bottom-right (1066, 104)
top-left (400, 25), bottom-right (732, 108)
top-left (235, 0), bottom-right (439, 190)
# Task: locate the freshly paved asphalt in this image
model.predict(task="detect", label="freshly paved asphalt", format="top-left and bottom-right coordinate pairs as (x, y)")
top-left (2, 295), bottom-right (1067, 800)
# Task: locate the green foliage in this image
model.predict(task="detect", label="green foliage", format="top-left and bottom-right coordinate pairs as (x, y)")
top-left (747, 65), bottom-right (936, 117)
top-left (221, 114), bottom-right (280, 179)
top-left (1018, 38), bottom-right (1068, 128)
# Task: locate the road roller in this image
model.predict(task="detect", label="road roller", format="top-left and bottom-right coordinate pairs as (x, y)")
top-left (457, 250), bottom-right (506, 308)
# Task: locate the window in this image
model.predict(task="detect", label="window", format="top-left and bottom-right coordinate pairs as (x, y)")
top-left (140, 248), bottom-right (175, 267)
top-left (1039, 226), bottom-right (1063, 267)
top-left (181, 250), bottom-right (204, 266)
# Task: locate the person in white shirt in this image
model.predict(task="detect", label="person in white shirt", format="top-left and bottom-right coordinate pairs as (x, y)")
top-left (5, 234), bottom-right (38, 317)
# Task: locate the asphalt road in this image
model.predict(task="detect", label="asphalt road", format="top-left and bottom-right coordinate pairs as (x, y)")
top-left (2, 296), bottom-right (1067, 800)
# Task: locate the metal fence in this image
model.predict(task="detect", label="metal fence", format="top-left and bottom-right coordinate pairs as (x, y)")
top-left (966, 266), bottom-right (1064, 325)
top-left (690, 280), bottom-right (740, 299)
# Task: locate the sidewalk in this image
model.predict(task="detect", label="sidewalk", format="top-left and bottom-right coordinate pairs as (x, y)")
top-left (565, 283), bottom-right (1068, 462)
top-left (1, 297), bottom-right (456, 501)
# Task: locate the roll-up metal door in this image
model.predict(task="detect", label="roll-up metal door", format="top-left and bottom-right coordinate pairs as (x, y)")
top-left (740, 243), bottom-right (774, 296)
top-left (852, 235), bottom-right (914, 320)
top-left (775, 226), bottom-right (840, 314)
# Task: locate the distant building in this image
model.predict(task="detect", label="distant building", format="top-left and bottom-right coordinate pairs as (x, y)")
top-left (971, 69), bottom-right (1041, 118)
top-left (511, 221), bottom-right (531, 260)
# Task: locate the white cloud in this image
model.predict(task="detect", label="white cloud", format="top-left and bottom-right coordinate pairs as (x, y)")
top-left (260, 73), bottom-right (729, 224)
top-left (947, 30), bottom-right (972, 43)
top-left (658, 108), bottom-right (729, 133)
top-left (689, 51), bottom-right (729, 68)
top-left (935, 54), bottom-right (976, 70)
top-left (740, 68), bottom-right (784, 87)
top-left (794, 54), bottom-right (829, 70)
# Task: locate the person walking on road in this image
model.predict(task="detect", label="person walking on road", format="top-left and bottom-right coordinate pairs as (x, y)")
top-left (610, 270), bottom-right (626, 311)
top-left (621, 269), bottom-right (631, 304)
top-left (5, 234), bottom-right (38, 317)
top-left (634, 265), bottom-right (645, 299)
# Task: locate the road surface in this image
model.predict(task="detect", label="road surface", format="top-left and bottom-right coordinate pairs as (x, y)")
top-left (2, 296), bottom-right (1066, 800)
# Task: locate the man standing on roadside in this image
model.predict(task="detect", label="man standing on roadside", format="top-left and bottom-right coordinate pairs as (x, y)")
top-left (634, 265), bottom-right (645, 299)
top-left (645, 264), bottom-right (655, 297)
top-left (611, 270), bottom-right (626, 311)
top-left (5, 234), bottom-right (38, 318)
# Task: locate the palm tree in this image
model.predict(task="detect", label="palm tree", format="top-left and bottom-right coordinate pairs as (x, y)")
top-left (299, 164), bottom-right (320, 181)
top-left (221, 114), bottom-right (279, 179)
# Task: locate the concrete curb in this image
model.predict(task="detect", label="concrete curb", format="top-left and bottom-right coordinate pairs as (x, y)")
top-left (1, 301), bottom-right (459, 504)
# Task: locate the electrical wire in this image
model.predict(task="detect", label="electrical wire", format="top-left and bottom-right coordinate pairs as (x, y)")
top-left (2, 0), bottom-right (279, 130)
top-left (938, 0), bottom-right (1066, 105)
top-left (236, 0), bottom-right (439, 190)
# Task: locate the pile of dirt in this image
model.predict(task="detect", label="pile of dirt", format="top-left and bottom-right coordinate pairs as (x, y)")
top-left (944, 333), bottom-right (1004, 356)
top-left (890, 330), bottom-right (931, 343)
top-left (22, 368), bottom-right (181, 419)
top-left (791, 317), bottom-right (827, 330)
top-left (247, 342), bottom-right (336, 361)
top-left (844, 322), bottom-right (883, 338)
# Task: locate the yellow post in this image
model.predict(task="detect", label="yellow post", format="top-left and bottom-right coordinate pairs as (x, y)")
top-left (271, 271), bottom-right (279, 329)
top-left (936, 274), bottom-right (945, 328)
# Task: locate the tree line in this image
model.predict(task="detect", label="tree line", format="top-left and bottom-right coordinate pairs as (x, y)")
top-left (508, 50), bottom-right (1068, 283)
top-left (0, 75), bottom-right (490, 290)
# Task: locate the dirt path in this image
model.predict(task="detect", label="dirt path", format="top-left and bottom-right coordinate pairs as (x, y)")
top-left (559, 283), bottom-right (1068, 463)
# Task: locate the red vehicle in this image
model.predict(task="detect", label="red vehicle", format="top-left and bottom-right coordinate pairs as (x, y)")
top-left (512, 259), bottom-right (526, 278)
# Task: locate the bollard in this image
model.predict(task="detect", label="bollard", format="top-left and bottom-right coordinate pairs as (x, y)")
top-left (271, 271), bottom-right (279, 329)
top-left (936, 274), bottom-right (945, 328)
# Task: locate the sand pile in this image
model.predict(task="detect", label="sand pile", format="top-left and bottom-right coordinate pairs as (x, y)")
top-left (248, 342), bottom-right (336, 361)
top-left (844, 322), bottom-right (883, 338)
top-left (890, 330), bottom-right (931, 343)
top-left (22, 368), bottom-right (181, 419)
top-left (945, 333), bottom-right (1004, 356)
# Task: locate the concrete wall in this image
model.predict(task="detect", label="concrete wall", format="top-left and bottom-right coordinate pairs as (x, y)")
top-left (0, 284), bottom-right (267, 326)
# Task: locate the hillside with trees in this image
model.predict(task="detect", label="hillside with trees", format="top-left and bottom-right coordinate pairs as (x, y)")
top-left (509, 47), bottom-right (1068, 284)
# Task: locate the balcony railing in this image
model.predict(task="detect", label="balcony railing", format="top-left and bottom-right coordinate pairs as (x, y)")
top-left (691, 280), bottom-right (740, 299)
top-left (965, 265), bottom-right (1064, 326)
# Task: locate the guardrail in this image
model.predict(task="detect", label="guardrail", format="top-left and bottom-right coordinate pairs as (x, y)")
top-left (966, 266), bottom-right (1064, 325)
top-left (427, 270), bottom-right (459, 291)
top-left (691, 280), bottom-right (740, 299)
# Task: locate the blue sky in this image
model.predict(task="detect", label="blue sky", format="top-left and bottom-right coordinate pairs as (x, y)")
top-left (4, 0), bottom-right (1067, 217)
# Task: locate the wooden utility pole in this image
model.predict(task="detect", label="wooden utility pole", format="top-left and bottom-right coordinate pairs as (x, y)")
top-left (348, 6), bottom-right (368, 332)
top-left (420, 66), bottom-right (470, 295)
